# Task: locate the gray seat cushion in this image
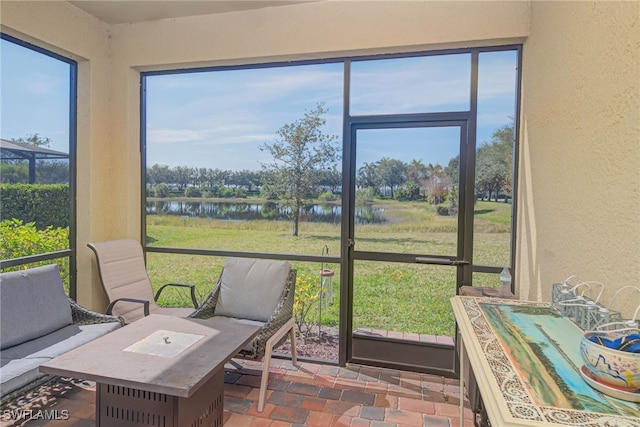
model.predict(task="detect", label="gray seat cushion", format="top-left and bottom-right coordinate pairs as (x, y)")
top-left (0, 357), bottom-right (49, 397)
top-left (214, 258), bottom-right (291, 322)
top-left (0, 265), bottom-right (72, 349)
top-left (0, 321), bottom-right (121, 398)
top-left (224, 317), bottom-right (265, 352)
top-left (1, 322), bottom-right (121, 360)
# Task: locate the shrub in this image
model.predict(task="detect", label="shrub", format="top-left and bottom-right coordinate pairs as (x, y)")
top-left (233, 188), bottom-right (248, 198)
top-left (202, 185), bottom-right (221, 198)
top-left (220, 187), bottom-right (234, 198)
top-left (154, 183), bottom-right (169, 197)
top-left (184, 187), bottom-right (202, 197)
top-left (395, 182), bottom-right (421, 201)
top-left (0, 219), bottom-right (70, 286)
top-left (318, 191), bottom-right (338, 201)
top-left (356, 187), bottom-right (376, 202)
top-left (0, 164), bottom-right (28, 183)
top-left (436, 206), bottom-right (450, 216)
top-left (293, 274), bottom-right (321, 338)
top-left (0, 184), bottom-right (69, 229)
top-left (260, 183), bottom-right (280, 200)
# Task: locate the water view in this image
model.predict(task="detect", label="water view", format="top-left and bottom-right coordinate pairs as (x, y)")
top-left (146, 200), bottom-right (386, 224)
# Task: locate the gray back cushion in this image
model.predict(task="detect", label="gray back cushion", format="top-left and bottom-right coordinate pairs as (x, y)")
top-left (214, 258), bottom-right (291, 322)
top-left (0, 265), bottom-right (72, 349)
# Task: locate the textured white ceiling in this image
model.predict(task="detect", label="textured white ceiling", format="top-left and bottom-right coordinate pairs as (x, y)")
top-left (68, 1), bottom-right (312, 25)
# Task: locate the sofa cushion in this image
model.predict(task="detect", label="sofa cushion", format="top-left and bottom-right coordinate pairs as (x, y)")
top-left (0, 265), bottom-right (73, 350)
top-left (214, 258), bottom-right (291, 322)
top-left (0, 357), bottom-right (49, 398)
top-left (223, 317), bottom-right (265, 352)
top-left (1, 322), bottom-right (121, 360)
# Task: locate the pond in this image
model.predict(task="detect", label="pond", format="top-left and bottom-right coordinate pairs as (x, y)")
top-left (146, 200), bottom-right (386, 224)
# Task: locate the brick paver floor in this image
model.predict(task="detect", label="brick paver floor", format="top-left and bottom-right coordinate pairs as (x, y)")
top-left (0, 359), bottom-right (475, 426)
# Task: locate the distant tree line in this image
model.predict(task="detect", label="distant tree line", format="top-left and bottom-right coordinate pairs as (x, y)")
top-left (357, 157), bottom-right (457, 204)
top-left (147, 121), bottom-right (514, 208)
top-left (356, 122), bottom-right (514, 206)
top-left (0, 161), bottom-right (69, 184)
top-left (147, 164), bottom-right (342, 199)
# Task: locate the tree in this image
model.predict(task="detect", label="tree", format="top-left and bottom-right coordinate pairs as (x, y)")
top-left (444, 155), bottom-right (459, 187)
top-left (424, 163), bottom-right (449, 204)
top-left (147, 164), bottom-right (172, 187)
top-left (11, 133), bottom-right (52, 148)
top-left (396, 181), bottom-right (421, 201)
top-left (316, 167), bottom-right (342, 194)
top-left (0, 164), bottom-right (28, 183)
top-left (173, 165), bottom-right (193, 191)
top-left (3, 134), bottom-right (67, 184)
top-left (357, 162), bottom-right (380, 194)
top-left (261, 103), bottom-right (339, 237)
top-left (375, 157), bottom-right (406, 199)
top-left (407, 159), bottom-right (428, 184)
top-left (475, 122), bottom-right (514, 201)
top-left (231, 169), bottom-right (261, 193)
top-left (36, 160), bottom-right (69, 183)
top-left (492, 123), bottom-right (515, 201)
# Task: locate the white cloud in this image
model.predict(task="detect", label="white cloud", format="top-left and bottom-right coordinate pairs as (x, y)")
top-left (145, 52), bottom-right (518, 169)
top-left (350, 56), bottom-right (471, 114)
top-left (148, 123), bottom-right (275, 147)
top-left (148, 129), bottom-right (205, 144)
top-left (25, 72), bottom-right (61, 95)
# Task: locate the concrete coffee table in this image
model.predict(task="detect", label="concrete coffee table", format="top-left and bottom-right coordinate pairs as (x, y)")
top-left (40, 314), bottom-right (260, 427)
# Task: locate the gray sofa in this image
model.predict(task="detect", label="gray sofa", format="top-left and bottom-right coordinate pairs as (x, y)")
top-left (0, 264), bottom-right (124, 400)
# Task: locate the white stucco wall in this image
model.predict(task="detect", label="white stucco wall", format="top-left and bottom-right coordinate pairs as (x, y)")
top-left (104, 0), bottom-right (530, 310)
top-left (1, 0), bottom-right (113, 309)
top-left (518, 1), bottom-right (640, 318)
top-left (109, 0), bottom-right (529, 69)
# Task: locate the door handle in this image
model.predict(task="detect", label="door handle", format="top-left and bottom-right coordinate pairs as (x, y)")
top-left (415, 257), bottom-right (469, 266)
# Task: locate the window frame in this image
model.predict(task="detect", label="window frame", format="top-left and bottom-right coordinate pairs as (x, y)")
top-left (141, 44), bottom-right (522, 371)
top-left (0, 33), bottom-right (78, 299)
top-left (140, 45), bottom-right (521, 277)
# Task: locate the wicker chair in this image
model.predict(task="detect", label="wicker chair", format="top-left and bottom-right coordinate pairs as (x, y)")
top-left (189, 257), bottom-right (297, 412)
top-left (88, 238), bottom-right (198, 324)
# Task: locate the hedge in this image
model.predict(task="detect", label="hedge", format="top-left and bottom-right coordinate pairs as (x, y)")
top-left (0, 219), bottom-right (71, 291)
top-left (0, 184), bottom-right (69, 229)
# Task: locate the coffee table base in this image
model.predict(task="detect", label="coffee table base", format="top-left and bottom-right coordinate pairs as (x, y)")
top-left (96, 369), bottom-right (224, 427)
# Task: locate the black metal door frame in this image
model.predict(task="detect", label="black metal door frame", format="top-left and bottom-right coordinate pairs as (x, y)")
top-left (339, 113), bottom-right (473, 375)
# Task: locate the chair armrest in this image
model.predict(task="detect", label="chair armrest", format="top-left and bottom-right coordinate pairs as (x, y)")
top-left (243, 269), bottom-right (297, 359)
top-left (68, 297), bottom-right (125, 326)
top-left (155, 283), bottom-right (199, 308)
top-left (189, 282), bottom-right (221, 319)
top-left (106, 298), bottom-right (150, 317)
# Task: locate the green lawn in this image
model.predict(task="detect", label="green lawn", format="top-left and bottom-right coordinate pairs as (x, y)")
top-left (146, 199), bottom-right (511, 337)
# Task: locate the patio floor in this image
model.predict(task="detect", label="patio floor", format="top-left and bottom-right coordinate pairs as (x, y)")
top-left (0, 359), bottom-right (475, 427)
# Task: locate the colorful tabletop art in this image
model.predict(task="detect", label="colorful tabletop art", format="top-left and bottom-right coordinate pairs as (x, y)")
top-left (453, 297), bottom-right (639, 427)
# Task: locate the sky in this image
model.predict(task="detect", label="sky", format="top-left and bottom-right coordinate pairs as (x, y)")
top-left (1, 37), bottom-right (518, 172)
top-left (1, 38), bottom-right (71, 152)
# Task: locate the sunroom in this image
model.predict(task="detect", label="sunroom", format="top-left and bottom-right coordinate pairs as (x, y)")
top-left (1, 1), bottom-right (638, 426)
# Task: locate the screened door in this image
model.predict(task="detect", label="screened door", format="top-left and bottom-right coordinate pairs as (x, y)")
top-left (342, 119), bottom-right (472, 374)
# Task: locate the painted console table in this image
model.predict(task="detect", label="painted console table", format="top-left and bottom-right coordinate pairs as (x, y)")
top-left (451, 296), bottom-right (639, 427)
